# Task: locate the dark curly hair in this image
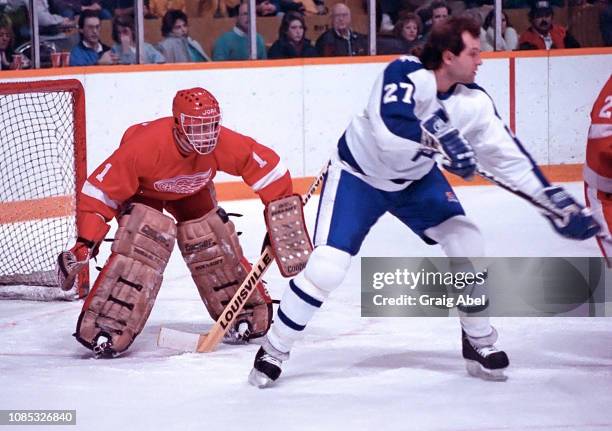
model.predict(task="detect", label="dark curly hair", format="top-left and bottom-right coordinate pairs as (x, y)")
top-left (419, 16), bottom-right (480, 70)
top-left (393, 12), bottom-right (422, 41)
top-left (161, 9), bottom-right (189, 37)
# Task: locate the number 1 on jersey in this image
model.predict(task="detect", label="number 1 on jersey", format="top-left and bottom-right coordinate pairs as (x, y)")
top-left (95, 163), bottom-right (112, 182)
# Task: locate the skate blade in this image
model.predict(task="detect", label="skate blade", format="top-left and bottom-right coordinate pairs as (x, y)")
top-left (248, 368), bottom-right (275, 388)
top-left (465, 360), bottom-right (508, 382)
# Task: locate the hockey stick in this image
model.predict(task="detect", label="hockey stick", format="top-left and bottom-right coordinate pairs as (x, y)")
top-left (419, 141), bottom-right (567, 220)
top-left (472, 165), bottom-right (566, 220)
top-left (157, 160), bottom-right (330, 353)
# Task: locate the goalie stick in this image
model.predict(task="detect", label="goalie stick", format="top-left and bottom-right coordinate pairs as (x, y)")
top-left (157, 160), bottom-right (330, 353)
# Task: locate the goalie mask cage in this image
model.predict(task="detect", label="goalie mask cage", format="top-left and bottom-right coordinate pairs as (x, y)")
top-left (0, 79), bottom-right (88, 300)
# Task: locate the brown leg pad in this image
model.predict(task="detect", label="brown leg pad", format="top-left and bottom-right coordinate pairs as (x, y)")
top-left (75, 203), bottom-right (177, 356)
top-left (177, 207), bottom-right (272, 339)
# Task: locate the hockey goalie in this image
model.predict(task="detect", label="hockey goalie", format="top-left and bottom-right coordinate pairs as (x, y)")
top-left (56, 88), bottom-right (312, 357)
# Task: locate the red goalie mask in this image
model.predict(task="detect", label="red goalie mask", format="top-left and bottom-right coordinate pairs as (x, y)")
top-left (172, 88), bottom-right (222, 154)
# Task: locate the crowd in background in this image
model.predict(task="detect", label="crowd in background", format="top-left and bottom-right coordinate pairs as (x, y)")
top-left (0, 0), bottom-right (610, 68)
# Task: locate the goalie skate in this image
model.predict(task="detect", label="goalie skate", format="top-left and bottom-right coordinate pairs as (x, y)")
top-left (248, 339), bottom-right (289, 388)
top-left (462, 330), bottom-right (509, 381)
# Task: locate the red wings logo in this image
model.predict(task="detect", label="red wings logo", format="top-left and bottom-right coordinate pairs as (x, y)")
top-left (153, 169), bottom-right (213, 194)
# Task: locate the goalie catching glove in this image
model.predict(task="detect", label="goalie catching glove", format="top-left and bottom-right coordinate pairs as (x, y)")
top-left (421, 108), bottom-right (477, 180)
top-left (264, 194), bottom-right (313, 278)
top-left (536, 186), bottom-right (600, 240)
top-left (56, 212), bottom-right (110, 292)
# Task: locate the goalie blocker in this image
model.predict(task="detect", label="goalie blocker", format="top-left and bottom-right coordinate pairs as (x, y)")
top-left (264, 194), bottom-right (313, 278)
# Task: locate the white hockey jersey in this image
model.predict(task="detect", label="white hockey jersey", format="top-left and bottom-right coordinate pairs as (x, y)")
top-left (338, 55), bottom-right (550, 196)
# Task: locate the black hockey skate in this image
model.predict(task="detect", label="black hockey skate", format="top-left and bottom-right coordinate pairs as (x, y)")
top-left (462, 330), bottom-right (509, 381)
top-left (248, 339), bottom-right (289, 388)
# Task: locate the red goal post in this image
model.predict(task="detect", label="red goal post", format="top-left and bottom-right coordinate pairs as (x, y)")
top-left (0, 79), bottom-right (89, 300)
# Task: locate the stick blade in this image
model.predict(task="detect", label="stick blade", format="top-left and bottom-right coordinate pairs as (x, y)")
top-left (157, 327), bottom-right (205, 353)
top-left (196, 324), bottom-right (224, 353)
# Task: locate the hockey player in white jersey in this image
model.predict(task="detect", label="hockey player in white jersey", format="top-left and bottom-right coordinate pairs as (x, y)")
top-left (249, 17), bottom-right (600, 387)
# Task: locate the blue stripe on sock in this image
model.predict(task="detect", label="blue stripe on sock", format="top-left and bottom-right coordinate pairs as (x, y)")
top-left (289, 280), bottom-right (323, 308)
top-left (277, 308), bottom-right (306, 331)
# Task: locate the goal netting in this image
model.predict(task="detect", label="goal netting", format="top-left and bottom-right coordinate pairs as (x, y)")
top-left (0, 80), bottom-right (88, 300)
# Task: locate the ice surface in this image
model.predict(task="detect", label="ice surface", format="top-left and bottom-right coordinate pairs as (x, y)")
top-left (1, 182), bottom-right (610, 431)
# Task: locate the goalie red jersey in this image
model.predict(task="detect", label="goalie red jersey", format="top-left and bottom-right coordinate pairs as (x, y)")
top-left (584, 75), bottom-right (612, 261)
top-left (80, 117), bottom-right (292, 227)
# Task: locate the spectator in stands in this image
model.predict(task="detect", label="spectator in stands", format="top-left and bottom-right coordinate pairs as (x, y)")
top-left (480, 9), bottom-right (518, 51)
top-left (519, 0), bottom-right (580, 49)
top-left (6, 0), bottom-right (77, 51)
top-left (0, 17), bottom-right (29, 69)
top-left (112, 0), bottom-right (139, 17)
top-left (157, 10), bottom-right (210, 62)
top-left (69, 10), bottom-right (117, 66)
top-left (2, 0), bottom-right (74, 47)
top-left (212, 2), bottom-right (267, 60)
top-left (602, 0), bottom-right (612, 46)
top-left (213, 0), bottom-right (241, 17)
top-left (110, 14), bottom-right (166, 64)
top-left (256, 0), bottom-right (279, 16)
top-left (50, 0), bottom-right (112, 20)
top-left (431, 0), bottom-right (450, 25)
top-left (268, 11), bottom-right (317, 58)
top-left (315, 3), bottom-right (368, 56)
top-left (419, 0), bottom-right (451, 37)
top-left (379, 0), bottom-right (403, 32)
top-left (0, 19), bottom-right (15, 70)
top-left (32, 0), bottom-right (76, 32)
top-left (277, 0), bottom-right (326, 15)
top-left (147, 0), bottom-right (186, 19)
top-left (377, 12), bottom-right (423, 55)
top-left (6, 0), bottom-right (75, 48)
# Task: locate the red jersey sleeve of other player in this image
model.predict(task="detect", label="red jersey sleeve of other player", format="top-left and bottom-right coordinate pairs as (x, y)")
top-left (586, 76), bottom-right (612, 181)
top-left (214, 126), bottom-right (293, 204)
top-left (590, 76), bottom-right (612, 127)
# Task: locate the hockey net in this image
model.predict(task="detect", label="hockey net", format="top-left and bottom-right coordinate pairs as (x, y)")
top-left (0, 80), bottom-right (88, 300)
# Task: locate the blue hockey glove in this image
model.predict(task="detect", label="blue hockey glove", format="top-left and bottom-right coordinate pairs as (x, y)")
top-left (537, 186), bottom-right (601, 240)
top-left (421, 109), bottom-right (476, 180)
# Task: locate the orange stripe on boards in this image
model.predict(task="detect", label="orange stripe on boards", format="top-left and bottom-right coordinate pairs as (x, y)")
top-left (0, 167), bottom-right (584, 220)
top-left (0, 196), bottom-right (73, 223)
top-left (215, 164), bottom-right (584, 201)
top-left (481, 47), bottom-right (612, 59)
